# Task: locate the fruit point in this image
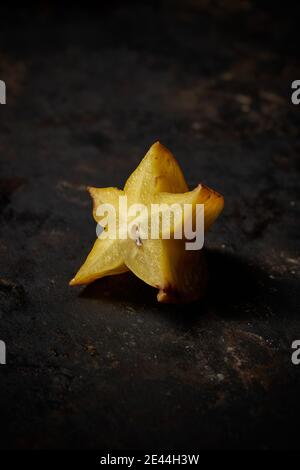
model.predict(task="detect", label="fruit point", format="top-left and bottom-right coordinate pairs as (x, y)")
top-left (69, 142), bottom-right (224, 303)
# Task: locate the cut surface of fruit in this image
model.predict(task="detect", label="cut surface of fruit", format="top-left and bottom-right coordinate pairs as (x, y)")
top-left (69, 237), bottom-right (128, 286)
top-left (87, 187), bottom-right (124, 224)
top-left (70, 142), bottom-right (224, 303)
top-left (124, 141), bottom-right (188, 204)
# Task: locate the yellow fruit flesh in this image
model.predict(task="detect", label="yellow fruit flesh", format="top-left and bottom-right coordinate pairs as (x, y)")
top-left (155, 183), bottom-right (224, 234)
top-left (69, 237), bottom-right (127, 286)
top-left (70, 142), bottom-right (224, 302)
top-left (159, 239), bottom-right (208, 303)
top-left (122, 237), bottom-right (166, 288)
top-left (87, 187), bottom-right (124, 224)
top-left (124, 141), bottom-right (188, 204)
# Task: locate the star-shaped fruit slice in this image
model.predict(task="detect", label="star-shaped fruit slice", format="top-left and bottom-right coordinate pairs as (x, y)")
top-left (70, 142), bottom-right (224, 303)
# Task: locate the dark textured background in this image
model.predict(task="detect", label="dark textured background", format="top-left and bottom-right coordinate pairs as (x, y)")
top-left (0, 1), bottom-right (299, 449)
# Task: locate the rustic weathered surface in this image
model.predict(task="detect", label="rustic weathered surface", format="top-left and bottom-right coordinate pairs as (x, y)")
top-left (0, 2), bottom-right (299, 449)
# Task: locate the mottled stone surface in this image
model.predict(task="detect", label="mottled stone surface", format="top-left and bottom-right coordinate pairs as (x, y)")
top-left (0, 2), bottom-right (299, 449)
